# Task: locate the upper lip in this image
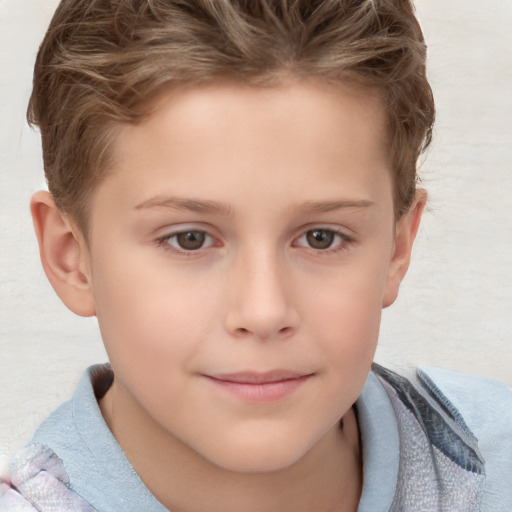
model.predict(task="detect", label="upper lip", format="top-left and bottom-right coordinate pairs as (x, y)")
top-left (206, 370), bottom-right (312, 384)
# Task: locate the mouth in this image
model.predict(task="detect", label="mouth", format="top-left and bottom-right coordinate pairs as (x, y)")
top-left (203, 370), bottom-right (313, 402)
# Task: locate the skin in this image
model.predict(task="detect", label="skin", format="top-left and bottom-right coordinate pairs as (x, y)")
top-left (31, 79), bottom-right (425, 512)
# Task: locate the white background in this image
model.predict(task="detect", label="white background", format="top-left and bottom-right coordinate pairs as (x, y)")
top-left (1, 0), bottom-right (511, 468)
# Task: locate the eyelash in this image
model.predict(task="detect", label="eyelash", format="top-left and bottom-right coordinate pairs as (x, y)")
top-left (155, 228), bottom-right (353, 256)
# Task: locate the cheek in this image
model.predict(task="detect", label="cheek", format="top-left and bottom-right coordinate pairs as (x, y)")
top-left (90, 249), bottom-right (218, 371)
top-left (301, 253), bottom-right (389, 365)
top-left (91, 264), bottom-right (215, 420)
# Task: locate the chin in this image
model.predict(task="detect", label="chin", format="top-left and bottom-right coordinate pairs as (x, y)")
top-left (200, 433), bottom-right (315, 474)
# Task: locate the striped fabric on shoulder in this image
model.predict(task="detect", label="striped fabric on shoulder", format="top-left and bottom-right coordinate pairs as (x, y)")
top-left (372, 363), bottom-right (486, 512)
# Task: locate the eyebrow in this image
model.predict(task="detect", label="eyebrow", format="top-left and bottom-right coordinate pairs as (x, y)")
top-left (135, 196), bottom-right (374, 216)
top-left (134, 196), bottom-right (234, 216)
top-left (299, 199), bottom-right (375, 213)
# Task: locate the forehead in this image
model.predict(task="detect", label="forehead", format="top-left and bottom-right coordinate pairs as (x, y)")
top-left (92, 79), bottom-right (392, 223)
top-left (114, 79), bottom-right (387, 163)
top-left (145, 77), bottom-right (385, 143)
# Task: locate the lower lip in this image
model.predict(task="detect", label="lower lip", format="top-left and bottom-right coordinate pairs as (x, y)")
top-left (205, 375), bottom-right (311, 402)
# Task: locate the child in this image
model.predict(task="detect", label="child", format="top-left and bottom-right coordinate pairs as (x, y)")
top-left (1, 0), bottom-right (511, 511)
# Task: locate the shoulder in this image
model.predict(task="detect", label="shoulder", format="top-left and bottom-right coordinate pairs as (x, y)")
top-left (0, 443), bottom-right (96, 511)
top-left (417, 366), bottom-right (512, 435)
top-left (1, 365), bottom-right (168, 512)
top-left (0, 366), bottom-right (106, 511)
top-left (418, 366), bottom-right (512, 511)
top-left (28, 366), bottom-right (106, 468)
top-left (371, 363), bottom-right (512, 511)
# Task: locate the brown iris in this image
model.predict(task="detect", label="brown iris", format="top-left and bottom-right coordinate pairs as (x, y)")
top-left (176, 231), bottom-right (206, 250)
top-left (306, 229), bottom-right (335, 249)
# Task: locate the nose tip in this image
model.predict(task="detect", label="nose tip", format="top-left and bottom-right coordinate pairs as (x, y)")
top-left (224, 257), bottom-right (299, 341)
top-left (233, 324), bottom-right (294, 340)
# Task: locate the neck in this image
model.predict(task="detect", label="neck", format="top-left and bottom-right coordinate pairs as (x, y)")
top-left (100, 385), bottom-right (362, 512)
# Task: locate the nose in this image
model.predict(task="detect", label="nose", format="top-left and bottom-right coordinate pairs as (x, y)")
top-left (224, 249), bottom-right (300, 341)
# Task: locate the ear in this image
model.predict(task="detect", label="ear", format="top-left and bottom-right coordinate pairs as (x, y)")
top-left (30, 191), bottom-right (96, 317)
top-left (382, 189), bottom-right (427, 308)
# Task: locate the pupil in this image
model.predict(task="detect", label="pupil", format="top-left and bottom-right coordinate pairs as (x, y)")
top-left (177, 231), bottom-right (205, 250)
top-left (307, 230), bottom-right (334, 249)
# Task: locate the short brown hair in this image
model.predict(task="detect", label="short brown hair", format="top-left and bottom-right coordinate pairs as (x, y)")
top-left (28, 0), bottom-right (435, 231)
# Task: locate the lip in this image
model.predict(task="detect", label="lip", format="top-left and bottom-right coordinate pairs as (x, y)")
top-left (203, 370), bottom-right (313, 402)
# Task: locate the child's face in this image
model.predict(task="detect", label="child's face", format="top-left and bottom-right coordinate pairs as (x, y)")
top-left (76, 79), bottom-right (412, 472)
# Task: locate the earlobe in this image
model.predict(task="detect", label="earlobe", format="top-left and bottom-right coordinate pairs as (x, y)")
top-left (30, 191), bottom-right (96, 317)
top-left (382, 189), bottom-right (427, 308)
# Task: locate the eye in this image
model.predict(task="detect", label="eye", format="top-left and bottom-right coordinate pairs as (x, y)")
top-left (306, 229), bottom-right (336, 249)
top-left (159, 230), bottom-right (214, 252)
top-left (295, 228), bottom-right (349, 251)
